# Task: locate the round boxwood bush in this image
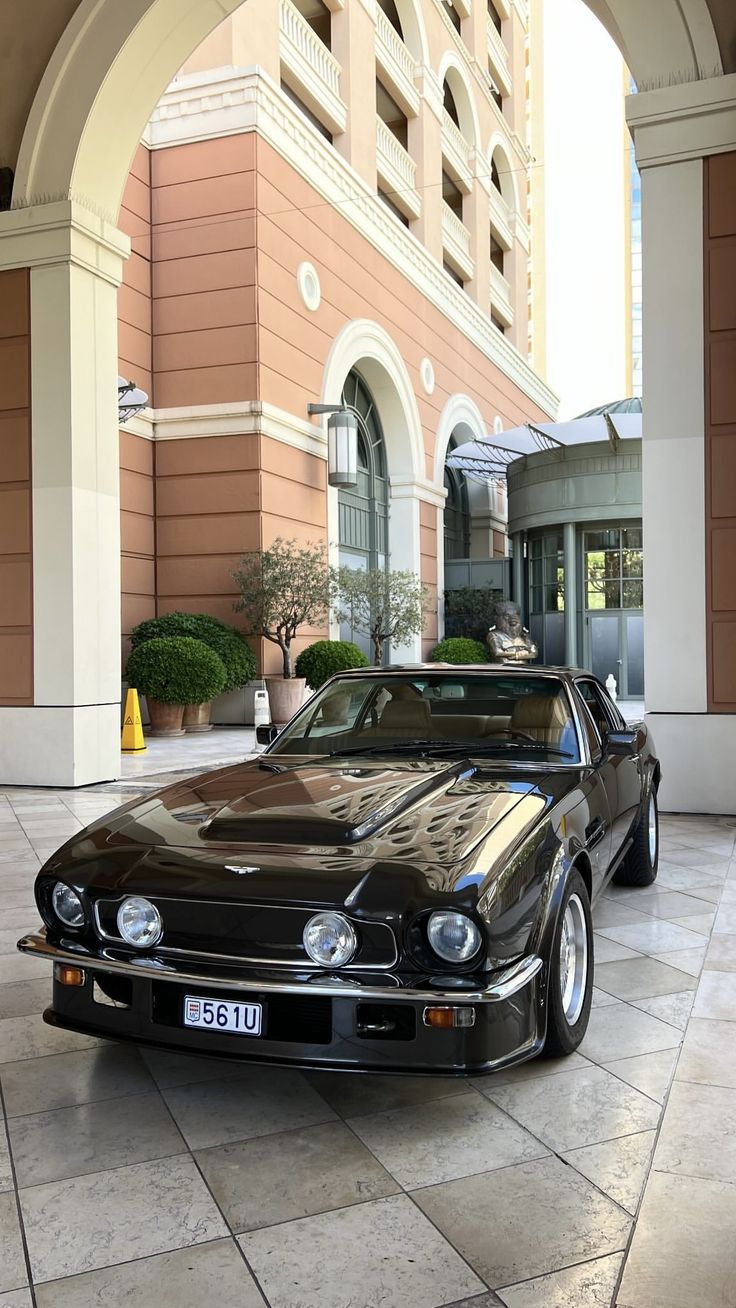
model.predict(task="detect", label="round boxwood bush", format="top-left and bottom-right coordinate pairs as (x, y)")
top-left (429, 637), bottom-right (488, 664)
top-left (126, 637), bottom-right (227, 705)
top-left (295, 639), bottom-right (369, 689)
top-left (130, 612), bottom-right (256, 693)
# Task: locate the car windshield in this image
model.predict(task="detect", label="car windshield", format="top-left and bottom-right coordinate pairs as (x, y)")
top-left (268, 672), bottom-right (581, 764)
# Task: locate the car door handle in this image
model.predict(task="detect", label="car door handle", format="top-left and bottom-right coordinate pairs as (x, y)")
top-left (585, 817), bottom-right (607, 850)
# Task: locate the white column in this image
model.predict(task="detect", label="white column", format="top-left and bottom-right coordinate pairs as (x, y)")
top-left (388, 479), bottom-right (430, 661)
top-left (0, 201), bottom-right (128, 787)
top-left (512, 532), bottom-right (524, 615)
top-left (563, 520), bottom-right (577, 666)
top-left (629, 75), bottom-right (736, 812)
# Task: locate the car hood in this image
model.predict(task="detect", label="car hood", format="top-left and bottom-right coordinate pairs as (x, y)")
top-left (50, 756), bottom-right (579, 904)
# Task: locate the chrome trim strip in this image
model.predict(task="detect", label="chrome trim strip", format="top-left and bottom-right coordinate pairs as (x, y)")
top-left (17, 933), bottom-right (543, 1005)
top-left (93, 896), bottom-right (399, 971)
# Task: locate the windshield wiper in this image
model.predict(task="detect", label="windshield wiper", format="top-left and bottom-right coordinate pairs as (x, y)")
top-left (327, 740), bottom-right (574, 760)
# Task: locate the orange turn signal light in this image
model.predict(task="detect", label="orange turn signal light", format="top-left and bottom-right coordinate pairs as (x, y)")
top-left (423, 1005), bottom-right (476, 1029)
top-left (54, 964), bottom-right (86, 987)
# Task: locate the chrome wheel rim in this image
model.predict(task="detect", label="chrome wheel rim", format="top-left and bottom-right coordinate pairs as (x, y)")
top-left (648, 793), bottom-right (658, 864)
top-left (559, 894), bottom-right (588, 1026)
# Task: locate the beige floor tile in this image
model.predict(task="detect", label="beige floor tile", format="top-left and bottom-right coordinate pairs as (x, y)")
top-left (670, 912), bottom-right (715, 936)
top-left (414, 1155), bottom-right (630, 1290)
top-left (444, 1297), bottom-right (503, 1308)
top-left (563, 1130), bottom-right (655, 1214)
top-left (0, 979), bottom-right (52, 1021)
top-left (0, 1195), bottom-right (26, 1293)
top-left (593, 935), bottom-right (642, 964)
top-left (713, 902), bottom-right (736, 934)
top-left (0, 1014), bottom-right (103, 1064)
top-left (603, 1048), bottom-right (679, 1103)
top-left (692, 969), bottom-right (736, 1020)
top-left (596, 919), bottom-right (706, 956)
top-left (9, 1091), bottom-right (185, 1187)
top-left (658, 848), bottom-right (731, 871)
top-left (34, 1238), bottom-right (265, 1308)
top-left (0, 956), bottom-right (50, 985)
top-left (0, 1289), bottom-right (33, 1306)
top-left (197, 1119), bottom-right (398, 1231)
top-left (579, 1002), bottom-right (681, 1065)
top-left (631, 990), bottom-right (694, 1030)
top-left (306, 1069), bottom-right (472, 1117)
top-left (656, 865), bottom-right (728, 891)
top-left (653, 1080), bottom-right (736, 1185)
top-left (0, 1123), bottom-right (11, 1195)
top-left (162, 1067), bottom-right (336, 1150)
top-left (139, 1047), bottom-right (257, 1090)
top-left (592, 987), bottom-right (620, 1008)
top-left (617, 1172), bottom-right (736, 1308)
top-left (593, 957), bottom-right (696, 1002)
top-left (704, 934), bottom-right (736, 971)
top-left (676, 1017), bottom-right (736, 1087)
top-left (240, 1193), bottom-right (485, 1308)
top-left (20, 1154), bottom-right (228, 1284)
top-left (615, 889), bottom-right (718, 919)
top-left (1, 1046), bottom-right (155, 1117)
top-left (651, 945), bottom-right (706, 977)
top-left (479, 1051), bottom-right (592, 1089)
top-left (498, 1253), bottom-right (624, 1308)
top-left (348, 1092), bottom-right (548, 1189)
top-left (592, 901), bottom-right (651, 929)
top-left (484, 1064), bottom-right (659, 1154)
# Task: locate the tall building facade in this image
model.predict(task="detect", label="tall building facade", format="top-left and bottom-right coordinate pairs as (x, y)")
top-left (115, 0), bottom-right (556, 684)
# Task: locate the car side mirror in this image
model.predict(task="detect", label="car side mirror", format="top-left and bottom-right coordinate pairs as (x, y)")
top-left (256, 724), bottom-right (279, 745)
top-left (606, 730), bottom-right (637, 757)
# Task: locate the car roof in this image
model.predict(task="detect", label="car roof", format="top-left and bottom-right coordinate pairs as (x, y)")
top-left (332, 664), bottom-right (595, 682)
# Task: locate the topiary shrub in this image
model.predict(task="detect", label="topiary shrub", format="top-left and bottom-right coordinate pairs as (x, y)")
top-left (429, 637), bottom-right (488, 664)
top-left (130, 612), bottom-right (256, 693)
top-left (126, 637), bottom-right (227, 705)
top-left (295, 639), bottom-right (369, 689)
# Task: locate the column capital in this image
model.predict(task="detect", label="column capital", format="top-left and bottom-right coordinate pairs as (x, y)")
top-left (0, 200), bottom-right (130, 286)
top-left (626, 72), bottom-right (736, 169)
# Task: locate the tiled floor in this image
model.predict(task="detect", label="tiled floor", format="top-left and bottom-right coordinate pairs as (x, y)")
top-left (0, 786), bottom-right (734, 1307)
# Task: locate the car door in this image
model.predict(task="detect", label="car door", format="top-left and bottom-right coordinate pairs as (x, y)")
top-left (576, 677), bottom-right (642, 858)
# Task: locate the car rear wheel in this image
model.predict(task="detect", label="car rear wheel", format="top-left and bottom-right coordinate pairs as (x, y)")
top-left (543, 869), bottom-right (593, 1058)
top-left (612, 787), bottom-right (659, 888)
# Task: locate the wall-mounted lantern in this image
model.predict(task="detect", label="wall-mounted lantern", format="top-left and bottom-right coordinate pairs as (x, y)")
top-left (307, 402), bottom-right (360, 488)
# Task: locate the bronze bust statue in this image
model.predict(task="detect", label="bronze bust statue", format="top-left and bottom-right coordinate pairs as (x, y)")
top-left (487, 601), bottom-right (538, 664)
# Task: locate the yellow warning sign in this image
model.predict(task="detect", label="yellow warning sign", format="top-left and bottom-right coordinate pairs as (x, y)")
top-left (121, 688), bottom-right (146, 753)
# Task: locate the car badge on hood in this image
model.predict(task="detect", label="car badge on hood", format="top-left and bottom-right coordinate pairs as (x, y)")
top-left (225, 864), bottom-right (259, 876)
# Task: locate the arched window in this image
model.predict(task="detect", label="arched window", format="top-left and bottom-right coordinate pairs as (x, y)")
top-left (443, 80), bottom-right (461, 128)
top-left (377, 0), bottom-right (404, 40)
top-left (444, 434), bottom-right (471, 561)
top-left (338, 371), bottom-right (389, 576)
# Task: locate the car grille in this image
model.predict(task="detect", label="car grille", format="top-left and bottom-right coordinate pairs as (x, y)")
top-left (151, 981), bottom-right (333, 1045)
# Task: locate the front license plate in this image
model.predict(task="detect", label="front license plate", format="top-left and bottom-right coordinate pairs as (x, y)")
top-left (183, 995), bottom-right (262, 1036)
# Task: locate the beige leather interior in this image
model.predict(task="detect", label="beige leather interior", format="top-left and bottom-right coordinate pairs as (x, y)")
top-left (375, 698), bottom-right (434, 735)
top-left (509, 693), bottom-right (572, 746)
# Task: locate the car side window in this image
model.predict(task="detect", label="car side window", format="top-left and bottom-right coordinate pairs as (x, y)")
top-left (578, 699), bottom-right (603, 760)
top-left (576, 680), bottom-right (617, 737)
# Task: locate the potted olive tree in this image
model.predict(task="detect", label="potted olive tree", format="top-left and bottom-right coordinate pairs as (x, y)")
top-left (125, 636), bottom-right (227, 736)
top-left (130, 612), bottom-right (257, 732)
top-left (330, 567), bottom-right (430, 665)
top-left (231, 538), bottom-right (330, 724)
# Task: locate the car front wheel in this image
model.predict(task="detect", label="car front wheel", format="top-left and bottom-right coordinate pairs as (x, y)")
top-left (612, 787), bottom-right (659, 888)
top-left (543, 868), bottom-right (593, 1057)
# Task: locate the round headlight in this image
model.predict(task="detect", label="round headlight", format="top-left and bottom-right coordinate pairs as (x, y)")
top-left (51, 882), bottom-right (85, 928)
top-left (303, 912), bottom-right (357, 968)
top-left (117, 897), bottom-right (163, 949)
top-left (427, 911), bottom-right (482, 963)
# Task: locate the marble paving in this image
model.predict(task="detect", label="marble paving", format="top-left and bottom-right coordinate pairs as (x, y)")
top-left (0, 781), bottom-right (733, 1307)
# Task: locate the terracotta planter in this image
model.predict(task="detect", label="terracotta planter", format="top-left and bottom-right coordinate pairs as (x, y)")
top-left (146, 699), bottom-right (185, 736)
top-left (183, 701), bottom-right (213, 733)
top-left (265, 676), bottom-right (306, 725)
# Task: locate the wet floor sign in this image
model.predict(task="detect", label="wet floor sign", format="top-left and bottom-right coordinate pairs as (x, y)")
top-left (121, 688), bottom-right (146, 753)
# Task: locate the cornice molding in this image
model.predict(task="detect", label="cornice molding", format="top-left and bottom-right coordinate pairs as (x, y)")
top-left (149, 68), bottom-right (557, 415)
top-left (627, 73), bottom-right (736, 168)
top-left (0, 199), bottom-right (130, 284)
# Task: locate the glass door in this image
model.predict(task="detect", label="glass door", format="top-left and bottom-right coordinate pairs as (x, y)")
top-left (582, 526), bottom-right (644, 699)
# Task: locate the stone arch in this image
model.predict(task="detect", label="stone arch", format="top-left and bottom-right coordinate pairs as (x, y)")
top-left (390, 0), bottom-right (429, 65)
top-left (487, 133), bottom-right (519, 213)
top-left (437, 50), bottom-right (481, 150)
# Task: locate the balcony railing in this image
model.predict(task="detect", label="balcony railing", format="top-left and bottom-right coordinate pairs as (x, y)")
top-left (490, 262), bottom-right (513, 325)
top-left (489, 184), bottom-right (513, 248)
top-left (375, 7), bottom-right (419, 113)
top-left (486, 14), bottom-right (512, 95)
top-left (441, 109), bottom-right (473, 190)
top-left (376, 118), bottom-right (420, 218)
top-left (441, 201), bottom-right (474, 278)
top-left (279, 0), bottom-right (347, 133)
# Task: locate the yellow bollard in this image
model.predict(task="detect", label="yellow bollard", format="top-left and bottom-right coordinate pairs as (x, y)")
top-left (121, 688), bottom-right (147, 753)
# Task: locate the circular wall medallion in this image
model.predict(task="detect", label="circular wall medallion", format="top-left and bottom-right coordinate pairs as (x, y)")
top-left (297, 261), bottom-right (321, 312)
top-left (420, 357), bottom-right (435, 395)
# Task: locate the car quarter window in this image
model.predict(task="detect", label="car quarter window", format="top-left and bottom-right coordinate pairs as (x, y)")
top-left (577, 698), bottom-right (602, 760)
top-left (576, 679), bottom-right (624, 735)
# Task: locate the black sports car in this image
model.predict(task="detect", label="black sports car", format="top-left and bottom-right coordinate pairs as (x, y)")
top-left (18, 666), bottom-right (660, 1076)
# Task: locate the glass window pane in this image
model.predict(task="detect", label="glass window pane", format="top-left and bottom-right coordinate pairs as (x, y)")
top-left (623, 579), bottom-right (643, 608)
top-left (623, 527), bottom-right (642, 550)
top-left (531, 586), bottom-right (543, 613)
top-left (545, 612), bottom-right (565, 665)
top-left (546, 584), bottom-right (563, 611)
top-left (626, 613), bottom-right (644, 696)
top-left (623, 549), bottom-right (643, 578)
top-left (590, 612), bottom-right (620, 684)
top-left (530, 538), bottom-right (542, 559)
top-left (604, 579), bottom-right (622, 608)
top-left (530, 559), bottom-right (543, 586)
top-left (543, 533), bottom-right (561, 555)
top-left (545, 556), bottom-right (560, 584)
